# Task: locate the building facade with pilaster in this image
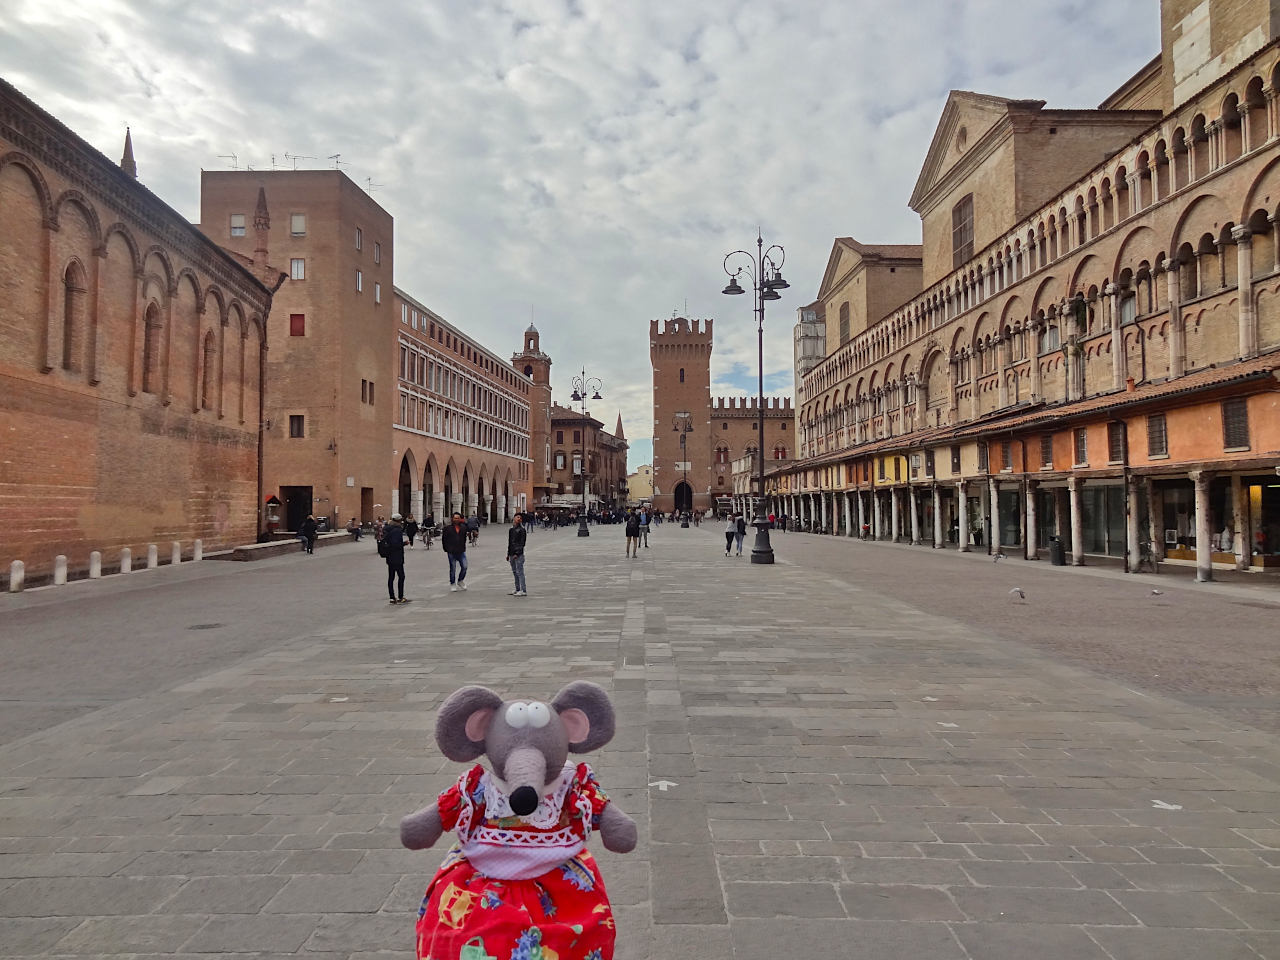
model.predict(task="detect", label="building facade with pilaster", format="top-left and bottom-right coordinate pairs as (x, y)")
top-left (775, 0), bottom-right (1280, 578)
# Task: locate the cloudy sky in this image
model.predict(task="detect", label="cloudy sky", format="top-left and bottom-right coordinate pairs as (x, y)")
top-left (2, 0), bottom-right (1158, 469)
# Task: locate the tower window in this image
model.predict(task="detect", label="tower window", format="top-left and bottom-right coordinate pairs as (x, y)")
top-left (679, 368), bottom-right (685, 383)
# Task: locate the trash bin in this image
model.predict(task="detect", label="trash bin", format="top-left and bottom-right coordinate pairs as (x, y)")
top-left (1048, 536), bottom-right (1066, 566)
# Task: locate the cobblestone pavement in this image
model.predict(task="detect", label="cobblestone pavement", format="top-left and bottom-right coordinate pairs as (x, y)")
top-left (1, 524), bottom-right (1278, 959)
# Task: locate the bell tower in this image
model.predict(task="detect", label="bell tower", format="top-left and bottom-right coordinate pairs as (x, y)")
top-left (514, 323), bottom-right (554, 502)
top-left (649, 316), bottom-right (713, 514)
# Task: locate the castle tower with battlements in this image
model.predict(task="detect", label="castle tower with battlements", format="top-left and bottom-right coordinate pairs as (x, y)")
top-left (649, 316), bottom-right (792, 514)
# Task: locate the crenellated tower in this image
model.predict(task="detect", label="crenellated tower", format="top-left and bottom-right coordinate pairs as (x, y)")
top-left (649, 316), bottom-right (714, 513)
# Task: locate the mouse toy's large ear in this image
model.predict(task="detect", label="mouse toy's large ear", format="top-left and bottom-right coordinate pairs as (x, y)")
top-left (436, 686), bottom-right (503, 761)
top-left (551, 681), bottom-right (616, 753)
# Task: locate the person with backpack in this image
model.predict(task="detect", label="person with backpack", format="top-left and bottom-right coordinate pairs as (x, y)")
top-left (441, 512), bottom-right (470, 591)
top-left (506, 513), bottom-right (528, 596)
top-left (625, 511), bottom-right (641, 558)
top-left (380, 513), bottom-right (410, 604)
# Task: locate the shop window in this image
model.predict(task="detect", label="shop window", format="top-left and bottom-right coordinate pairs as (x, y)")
top-left (289, 414), bottom-right (304, 438)
top-left (1074, 428), bottom-right (1088, 465)
top-left (1040, 434), bottom-right (1053, 468)
top-left (1147, 413), bottom-right (1168, 457)
top-left (1222, 399), bottom-right (1250, 450)
top-left (290, 313), bottom-right (305, 336)
top-left (1107, 422), bottom-right (1125, 463)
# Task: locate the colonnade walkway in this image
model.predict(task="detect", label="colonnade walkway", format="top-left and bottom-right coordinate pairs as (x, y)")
top-left (0, 522), bottom-right (1278, 958)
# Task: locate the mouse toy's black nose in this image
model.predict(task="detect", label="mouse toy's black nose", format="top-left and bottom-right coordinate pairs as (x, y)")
top-left (510, 786), bottom-right (539, 816)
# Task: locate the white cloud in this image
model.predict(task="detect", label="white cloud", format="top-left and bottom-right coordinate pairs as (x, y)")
top-left (0, 0), bottom-right (1159, 470)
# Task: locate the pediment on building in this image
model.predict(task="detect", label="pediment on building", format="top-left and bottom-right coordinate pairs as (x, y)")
top-left (909, 91), bottom-right (1041, 215)
top-left (816, 238), bottom-right (865, 301)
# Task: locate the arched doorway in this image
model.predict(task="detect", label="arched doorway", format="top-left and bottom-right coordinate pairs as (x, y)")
top-left (674, 481), bottom-right (693, 513)
top-left (398, 457), bottom-right (412, 520)
top-left (477, 476), bottom-right (487, 523)
top-left (422, 463), bottom-right (435, 524)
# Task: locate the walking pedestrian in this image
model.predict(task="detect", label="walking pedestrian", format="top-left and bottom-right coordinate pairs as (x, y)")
top-left (347, 516), bottom-right (362, 541)
top-left (382, 513), bottom-right (409, 604)
top-left (639, 507), bottom-right (650, 548)
top-left (723, 513), bottom-right (736, 556)
top-left (299, 514), bottom-right (318, 554)
top-left (441, 512), bottom-right (470, 591)
top-left (506, 513), bottom-right (528, 596)
top-left (734, 511), bottom-right (747, 557)
top-left (404, 515), bottom-right (419, 549)
top-left (625, 511), bottom-right (641, 558)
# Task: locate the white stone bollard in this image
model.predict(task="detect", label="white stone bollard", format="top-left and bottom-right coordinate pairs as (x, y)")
top-left (120, 547), bottom-right (132, 573)
top-left (89, 551), bottom-right (102, 579)
top-left (170, 541), bottom-right (182, 565)
top-left (54, 555), bottom-right (68, 585)
top-left (8, 560), bottom-right (24, 592)
top-left (146, 544), bottom-right (158, 569)
top-left (193, 539), bottom-right (203, 562)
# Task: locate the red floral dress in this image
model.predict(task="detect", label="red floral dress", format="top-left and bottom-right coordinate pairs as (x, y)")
top-left (414, 761), bottom-right (616, 960)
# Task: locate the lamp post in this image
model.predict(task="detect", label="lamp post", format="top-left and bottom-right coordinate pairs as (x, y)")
top-left (673, 413), bottom-right (693, 527)
top-left (570, 370), bottom-right (602, 538)
top-left (722, 231), bottom-right (788, 564)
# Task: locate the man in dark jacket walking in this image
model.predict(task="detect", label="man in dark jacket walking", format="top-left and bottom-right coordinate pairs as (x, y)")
top-left (506, 513), bottom-right (527, 596)
top-left (299, 515), bottom-right (318, 554)
top-left (441, 512), bottom-right (469, 591)
top-left (382, 514), bottom-right (409, 604)
top-left (404, 515), bottom-right (419, 549)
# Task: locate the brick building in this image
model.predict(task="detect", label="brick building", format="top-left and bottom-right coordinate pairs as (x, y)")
top-left (777, 0), bottom-right (1280, 579)
top-left (513, 324), bottom-right (554, 505)
top-left (649, 316), bottom-right (792, 514)
top-left (392, 290), bottom-right (532, 525)
top-left (199, 171), bottom-right (393, 533)
top-left (546, 405), bottom-right (628, 511)
top-left (0, 79), bottom-right (273, 583)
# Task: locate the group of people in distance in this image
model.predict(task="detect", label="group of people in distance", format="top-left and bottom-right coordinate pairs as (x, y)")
top-left (374, 512), bottom-right (528, 604)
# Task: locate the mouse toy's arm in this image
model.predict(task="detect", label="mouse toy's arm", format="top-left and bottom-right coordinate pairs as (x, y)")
top-left (400, 804), bottom-right (444, 850)
top-left (597, 802), bottom-right (637, 853)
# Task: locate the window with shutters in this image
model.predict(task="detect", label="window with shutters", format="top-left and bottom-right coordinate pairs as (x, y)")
top-left (289, 313), bottom-right (305, 337)
top-left (839, 303), bottom-right (850, 344)
top-left (1000, 441), bottom-right (1012, 471)
top-left (1074, 428), bottom-right (1088, 465)
top-left (1222, 399), bottom-right (1250, 450)
top-left (950, 445), bottom-right (961, 474)
top-left (1040, 434), bottom-right (1053, 469)
top-left (1147, 413), bottom-right (1168, 457)
top-left (878, 459), bottom-right (885, 480)
top-left (925, 450), bottom-right (935, 477)
top-left (1107, 422), bottom-right (1125, 463)
top-left (290, 213), bottom-right (306, 237)
top-left (977, 443), bottom-right (989, 471)
top-left (952, 194), bottom-right (974, 269)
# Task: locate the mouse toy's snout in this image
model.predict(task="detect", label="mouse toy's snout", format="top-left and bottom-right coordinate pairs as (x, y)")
top-left (510, 785), bottom-right (539, 816)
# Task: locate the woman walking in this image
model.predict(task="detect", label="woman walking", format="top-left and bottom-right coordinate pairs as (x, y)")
top-left (723, 513), bottom-right (736, 557)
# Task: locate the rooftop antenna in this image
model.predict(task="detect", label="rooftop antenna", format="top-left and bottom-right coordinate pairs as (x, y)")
top-left (217, 153), bottom-right (238, 170)
top-left (284, 152), bottom-right (315, 170)
top-left (328, 153), bottom-right (345, 169)
top-left (366, 177), bottom-right (383, 191)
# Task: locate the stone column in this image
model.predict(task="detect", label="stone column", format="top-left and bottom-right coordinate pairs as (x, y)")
top-left (933, 485), bottom-right (944, 548)
top-left (818, 494), bottom-right (826, 534)
top-left (1267, 89), bottom-right (1279, 142)
top-left (1240, 102), bottom-right (1253, 153)
top-left (433, 491), bottom-right (446, 523)
top-left (1126, 474), bottom-right (1142, 574)
top-left (872, 491), bottom-right (882, 540)
top-left (1231, 473), bottom-right (1248, 570)
top-left (909, 486), bottom-right (921, 545)
top-left (957, 482), bottom-right (970, 552)
top-left (1233, 226), bottom-right (1256, 358)
top-left (988, 476), bottom-right (1000, 555)
top-left (413, 488), bottom-right (424, 524)
top-left (1068, 476), bottom-right (1084, 565)
top-left (890, 489), bottom-right (901, 542)
top-left (856, 490), bottom-right (866, 538)
top-left (1166, 263), bottom-right (1185, 378)
top-left (1192, 470), bottom-right (1213, 582)
top-left (390, 489), bottom-right (400, 519)
top-left (843, 492), bottom-right (854, 537)
top-left (1025, 479), bottom-right (1039, 560)
top-left (996, 336), bottom-right (1009, 408)
top-left (1107, 283), bottom-right (1125, 389)
top-left (480, 495), bottom-right (491, 523)
top-left (497, 494), bottom-right (507, 522)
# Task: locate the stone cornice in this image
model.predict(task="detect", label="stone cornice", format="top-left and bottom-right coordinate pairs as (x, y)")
top-left (0, 79), bottom-right (271, 314)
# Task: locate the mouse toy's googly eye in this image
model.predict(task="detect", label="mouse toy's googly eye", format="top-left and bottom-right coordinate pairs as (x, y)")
top-left (527, 702), bottom-right (551, 728)
top-left (505, 703), bottom-right (529, 728)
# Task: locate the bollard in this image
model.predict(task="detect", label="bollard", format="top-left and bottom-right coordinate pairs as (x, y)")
top-left (171, 541), bottom-right (182, 565)
top-left (146, 544), bottom-right (158, 569)
top-left (8, 560), bottom-right (23, 593)
top-left (193, 539), bottom-right (203, 562)
top-left (54, 555), bottom-right (68, 585)
top-left (89, 551), bottom-right (102, 579)
top-left (120, 547), bottom-right (132, 573)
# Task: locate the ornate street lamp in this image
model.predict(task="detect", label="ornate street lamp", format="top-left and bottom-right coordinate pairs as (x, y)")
top-left (570, 369), bottom-right (602, 538)
top-left (722, 231), bottom-right (788, 564)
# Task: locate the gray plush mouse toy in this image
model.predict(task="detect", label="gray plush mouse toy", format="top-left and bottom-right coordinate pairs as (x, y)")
top-left (400, 680), bottom-right (637, 960)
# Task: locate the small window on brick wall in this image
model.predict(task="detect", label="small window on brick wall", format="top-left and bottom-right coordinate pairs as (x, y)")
top-left (289, 313), bottom-right (305, 337)
top-left (977, 443), bottom-right (989, 471)
top-left (1074, 428), bottom-right (1088, 465)
top-left (289, 414), bottom-right (304, 438)
top-left (1001, 441), bottom-right (1012, 470)
top-left (1147, 413), bottom-right (1168, 457)
top-left (1222, 398), bottom-right (1250, 450)
top-left (1040, 434), bottom-right (1053, 468)
top-left (1107, 422), bottom-right (1125, 463)
top-left (950, 445), bottom-right (961, 474)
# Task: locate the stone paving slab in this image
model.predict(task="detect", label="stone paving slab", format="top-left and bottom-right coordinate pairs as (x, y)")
top-left (0, 524), bottom-right (1277, 958)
